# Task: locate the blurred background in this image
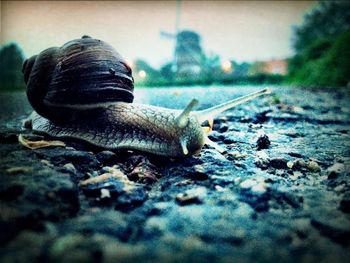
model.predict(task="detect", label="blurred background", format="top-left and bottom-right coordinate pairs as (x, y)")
top-left (0, 0), bottom-right (349, 90)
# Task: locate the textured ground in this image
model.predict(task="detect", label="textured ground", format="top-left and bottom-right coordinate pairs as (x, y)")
top-left (0, 87), bottom-right (349, 263)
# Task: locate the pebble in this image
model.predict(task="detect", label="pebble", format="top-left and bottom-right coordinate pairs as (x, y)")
top-left (0, 132), bottom-right (18, 144)
top-left (227, 151), bottom-right (247, 160)
top-left (41, 159), bottom-right (54, 167)
top-left (62, 163), bottom-right (77, 174)
top-left (207, 131), bottom-right (225, 142)
top-left (223, 136), bottom-right (236, 144)
top-left (240, 178), bottom-right (267, 194)
top-left (128, 160), bottom-right (159, 184)
top-left (279, 129), bottom-right (303, 138)
top-left (269, 158), bottom-right (288, 169)
top-left (100, 189), bottom-right (111, 199)
top-left (327, 163), bottom-right (345, 179)
top-left (256, 134), bottom-right (271, 150)
top-left (311, 218), bottom-right (350, 245)
top-left (256, 151), bottom-right (269, 162)
top-left (289, 171), bottom-right (303, 180)
top-left (96, 151), bottom-right (119, 166)
top-left (253, 110), bottom-right (271, 124)
top-left (287, 159), bottom-right (306, 171)
top-left (5, 166), bottom-right (33, 174)
top-left (176, 187), bottom-right (207, 205)
top-left (191, 165), bottom-right (209, 181)
top-left (255, 151), bottom-right (270, 169)
top-left (34, 148), bottom-right (100, 171)
top-left (339, 193), bottom-right (350, 213)
top-left (307, 161), bottom-right (320, 172)
top-left (219, 124), bottom-right (229, 133)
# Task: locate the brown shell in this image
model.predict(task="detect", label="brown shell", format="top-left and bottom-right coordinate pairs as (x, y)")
top-left (22, 36), bottom-right (134, 120)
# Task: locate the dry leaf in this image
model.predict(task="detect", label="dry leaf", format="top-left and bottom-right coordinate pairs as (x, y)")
top-left (18, 134), bottom-right (66, 149)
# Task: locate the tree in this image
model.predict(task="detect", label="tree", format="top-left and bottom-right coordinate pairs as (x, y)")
top-left (0, 43), bottom-right (26, 91)
top-left (289, 1), bottom-right (350, 87)
top-left (293, 1), bottom-right (350, 53)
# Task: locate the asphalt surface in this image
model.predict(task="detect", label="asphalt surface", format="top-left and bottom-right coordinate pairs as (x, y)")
top-left (0, 86), bottom-right (349, 263)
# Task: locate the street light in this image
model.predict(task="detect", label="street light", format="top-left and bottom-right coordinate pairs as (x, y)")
top-left (221, 60), bottom-right (232, 73)
top-left (138, 70), bottom-right (147, 79)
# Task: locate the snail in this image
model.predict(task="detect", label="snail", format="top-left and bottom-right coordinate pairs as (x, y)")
top-left (22, 36), bottom-right (271, 157)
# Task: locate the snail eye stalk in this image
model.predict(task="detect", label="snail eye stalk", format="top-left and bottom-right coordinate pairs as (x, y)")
top-left (194, 88), bottom-right (271, 124)
top-left (176, 99), bottom-right (199, 128)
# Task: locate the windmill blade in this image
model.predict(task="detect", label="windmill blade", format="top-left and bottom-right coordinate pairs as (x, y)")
top-left (160, 30), bottom-right (176, 39)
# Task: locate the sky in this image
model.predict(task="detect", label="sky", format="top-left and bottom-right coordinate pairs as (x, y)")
top-left (0, 1), bottom-right (316, 68)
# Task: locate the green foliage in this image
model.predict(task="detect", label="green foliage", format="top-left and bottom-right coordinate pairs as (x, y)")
top-left (289, 1), bottom-right (350, 88)
top-left (293, 1), bottom-right (350, 53)
top-left (288, 30), bottom-right (350, 87)
top-left (0, 43), bottom-right (26, 91)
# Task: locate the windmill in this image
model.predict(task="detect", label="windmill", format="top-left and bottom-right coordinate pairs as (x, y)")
top-left (160, 0), bottom-right (203, 74)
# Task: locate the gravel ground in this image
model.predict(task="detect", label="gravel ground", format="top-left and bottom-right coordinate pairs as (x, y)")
top-left (0, 87), bottom-right (349, 263)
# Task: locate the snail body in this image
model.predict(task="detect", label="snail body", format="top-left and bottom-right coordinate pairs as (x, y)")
top-left (23, 36), bottom-right (270, 157)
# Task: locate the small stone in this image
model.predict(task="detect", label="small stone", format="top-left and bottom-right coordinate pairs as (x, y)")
top-left (174, 179), bottom-right (192, 186)
top-left (280, 129), bottom-right (302, 138)
top-left (291, 159), bottom-right (307, 171)
top-left (96, 151), bottom-right (119, 166)
top-left (256, 134), bottom-right (271, 150)
top-left (0, 132), bottom-right (18, 144)
top-left (207, 131), bottom-right (224, 142)
top-left (215, 185), bottom-right (226, 192)
top-left (5, 166), bottom-right (32, 174)
top-left (223, 136), bottom-right (236, 144)
top-left (327, 163), bottom-right (345, 179)
top-left (339, 193), bottom-right (350, 213)
top-left (269, 158), bottom-right (288, 169)
top-left (115, 187), bottom-right (147, 211)
top-left (191, 165), bottom-right (209, 181)
top-left (311, 218), bottom-right (350, 245)
top-left (41, 159), bottom-right (54, 167)
top-left (128, 161), bottom-right (159, 184)
top-left (251, 183), bottom-right (267, 194)
top-left (61, 163), bottom-right (76, 174)
top-left (176, 187), bottom-right (207, 205)
top-left (256, 151), bottom-right (269, 162)
top-left (255, 151), bottom-right (270, 169)
top-left (240, 179), bottom-right (256, 189)
top-left (240, 178), bottom-right (267, 194)
top-left (34, 148), bottom-right (100, 171)
top-left (100, 188), bottom-right (111, 199)
top-left (219, 124), bottom-right (229, 133)
top-left (334, 184), bottom-right (346, 193)
top-left (290, 171), bottom-right (303, 180)
top-left (287, 161), bottom-right (294, 169)
top-left (307, 160), bottom-right (320, 172)
top-left (228, 151), bottom-right (247, 160)
top-left (288, 152), bottom-right (304, 158)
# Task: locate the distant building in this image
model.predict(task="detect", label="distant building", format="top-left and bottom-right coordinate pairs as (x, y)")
top-left (174, 30), bottom-right (204, 76)
top-left (248, 59), bottom-right (288, 76)
top-left (262, 59), bottom-right (288, 75)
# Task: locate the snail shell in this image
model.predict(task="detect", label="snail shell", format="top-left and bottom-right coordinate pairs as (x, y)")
top-left (22, 35), bottom-right (134, 121)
